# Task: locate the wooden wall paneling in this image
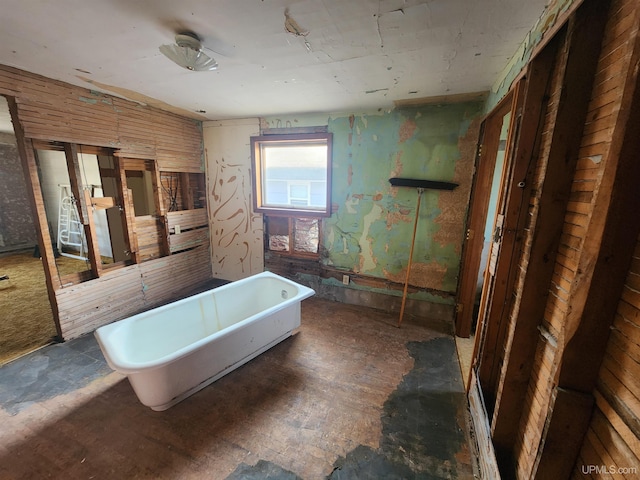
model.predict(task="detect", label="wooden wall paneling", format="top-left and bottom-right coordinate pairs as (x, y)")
top-left (140, 245), bottom-right (212, 306)
top-left (55, 266), bottom-right (146, 339)
top-left (595, 388), bottom-right (640, 461)
top-left (55, 246), bottom-right (212, 339)
top-left (0, 64), bottom-right (210, 340)
top-left (535, 388), bottom-right (595, 479)
top-left (169, 228), bottom-right (209, 253)
top-left (63, 143), bottom-right (102, 278)
top-left (490, 0), bottom-right (610, 470)
top-left (535, 0), bottom-right (640, 476)
top-left (166, 208), bottom-right (208, 253)
top-left (6, 96), bottom-right (63, 338)
top-left (166, 209), bottom-right (208, 232)
top-left (0, 65), bottom-right (202, 164)
top-left (468, 370), bottom-right (502, 479)
top-left (574, 237), bottom-right (640, 475)
top-left (134, 216), bottom-right (162, 261)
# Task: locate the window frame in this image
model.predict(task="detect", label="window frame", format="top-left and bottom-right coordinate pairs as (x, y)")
top-left (250, 132), bottom-right (333, 217)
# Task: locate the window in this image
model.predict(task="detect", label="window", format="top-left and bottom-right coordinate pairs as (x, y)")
top-left (251, 133), bottom-right (332, 217)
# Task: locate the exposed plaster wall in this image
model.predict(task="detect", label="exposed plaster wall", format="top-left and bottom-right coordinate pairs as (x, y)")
top-left (263, 103), bottom-right (483, 305)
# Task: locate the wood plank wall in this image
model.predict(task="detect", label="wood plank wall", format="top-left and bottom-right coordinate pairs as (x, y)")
top-left (0, 66), bottom-right (203, 172)
top-left (573, 234), bottom-right (640, 477)
top-left (507, 37), bottom-right (573, 473)
top-left (0, 64), bottom-right (213, 339)
top-left (56, 245), bottom-right (211, 339)
top-left (501, 0), bottom-right (640, 476)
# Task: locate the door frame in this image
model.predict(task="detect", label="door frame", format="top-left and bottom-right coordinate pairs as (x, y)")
top-left (455, 90), bottom-right (516, 338)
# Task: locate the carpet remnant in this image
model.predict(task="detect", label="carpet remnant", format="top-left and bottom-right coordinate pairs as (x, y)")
top-left (0, 252), bottom-right (58, 364)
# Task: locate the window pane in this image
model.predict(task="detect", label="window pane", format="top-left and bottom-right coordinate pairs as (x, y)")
top-left (252, 133), bottom-right (332, 217)
top-left (263, 144), bottom-right (326, 210)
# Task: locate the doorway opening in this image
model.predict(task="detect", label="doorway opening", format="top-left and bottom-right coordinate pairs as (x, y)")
top-left (0, 96), bottom-right (57, 365)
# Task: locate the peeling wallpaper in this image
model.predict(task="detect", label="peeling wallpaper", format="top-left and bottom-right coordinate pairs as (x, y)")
top-left (323, 104), bottom-right (483, 294)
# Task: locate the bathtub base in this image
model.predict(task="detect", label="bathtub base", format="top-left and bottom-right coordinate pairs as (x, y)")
top-left (148, 331), bottom-right (293, 411)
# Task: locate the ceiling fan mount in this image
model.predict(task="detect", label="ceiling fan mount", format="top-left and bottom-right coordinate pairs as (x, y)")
top-left (159, 31), bottom-right (218, 72)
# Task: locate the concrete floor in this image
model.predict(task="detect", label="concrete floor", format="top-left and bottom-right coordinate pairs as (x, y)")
top-left (0, 297), bottom-right (476, 479)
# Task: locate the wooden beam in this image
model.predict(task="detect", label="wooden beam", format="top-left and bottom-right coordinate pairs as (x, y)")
top-left (114, 157), bottom-right (139, 264)
top-left (490, 0), bottom-right (610, 466)
top-left (6, 96), bottom-right (63, 338)
top-left (63, 143), bottom-right (102, 277)
top-left (535, 2), bottom-right (640, 475)
top-left (150, 163), bottom-right (170, 257)
top-left (63, 143), bottom-right (89, 225)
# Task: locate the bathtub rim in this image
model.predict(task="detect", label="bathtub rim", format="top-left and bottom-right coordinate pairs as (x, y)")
top-left (94, 271), bottom-right (314, 374)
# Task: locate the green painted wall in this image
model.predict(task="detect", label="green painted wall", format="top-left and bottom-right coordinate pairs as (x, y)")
top-left (324, 104), bottom-right (483, 295)
top-left (265, 102), bottom-right (483, 301)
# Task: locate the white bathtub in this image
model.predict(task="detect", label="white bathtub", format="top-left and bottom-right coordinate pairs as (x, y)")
top-left (94, 271), bottom-right (315, 411)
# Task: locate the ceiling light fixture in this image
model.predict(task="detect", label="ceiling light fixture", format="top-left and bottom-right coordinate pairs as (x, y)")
top-left (159, 32), bottom-right (218, 71)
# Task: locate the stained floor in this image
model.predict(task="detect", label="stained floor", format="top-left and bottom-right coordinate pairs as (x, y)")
top-left (0, 297), bottom-right (476, 479)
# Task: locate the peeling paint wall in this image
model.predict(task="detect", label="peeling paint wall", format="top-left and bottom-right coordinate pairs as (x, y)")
top-left (261, 103), bottom-right (483, 303)
top-left (324, 104), bottom-right (482, 294)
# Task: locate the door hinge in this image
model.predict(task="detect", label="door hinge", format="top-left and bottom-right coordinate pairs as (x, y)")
top-left (466, 229), bottom-right (474, 241)
top-left (456, 303), bottom-right (464, 313)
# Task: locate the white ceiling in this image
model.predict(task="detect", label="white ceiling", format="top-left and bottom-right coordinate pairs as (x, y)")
top-left (0, 0), bottom-right (548, 128)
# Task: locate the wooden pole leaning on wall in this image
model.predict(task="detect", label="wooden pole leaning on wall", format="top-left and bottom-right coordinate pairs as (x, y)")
top-left (389, 177), bottom-right (459, 327)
